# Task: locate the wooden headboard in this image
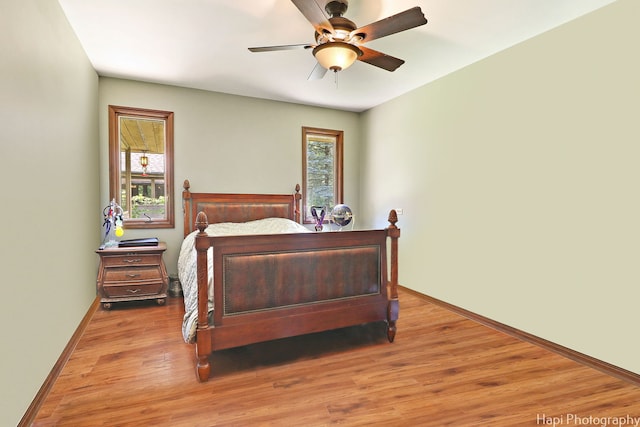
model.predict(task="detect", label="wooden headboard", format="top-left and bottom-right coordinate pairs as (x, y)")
top-left (182, 179), bottom-right (302, 237)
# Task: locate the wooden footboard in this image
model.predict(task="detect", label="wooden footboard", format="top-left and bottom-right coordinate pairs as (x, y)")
top-left (190, 204), bottom-right (400, 381)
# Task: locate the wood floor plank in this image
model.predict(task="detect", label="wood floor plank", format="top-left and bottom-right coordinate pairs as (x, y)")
top-left (31, 289), bottom-right (640, 426)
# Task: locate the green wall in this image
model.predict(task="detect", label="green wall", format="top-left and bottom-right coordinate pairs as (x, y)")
top-left (360, 0), bottom-right (639, 374)
top-left (0, 1), bottom-right (99, 425)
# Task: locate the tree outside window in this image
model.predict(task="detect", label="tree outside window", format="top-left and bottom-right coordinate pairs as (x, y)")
top-left (302, 127), bottom-right (343, 224)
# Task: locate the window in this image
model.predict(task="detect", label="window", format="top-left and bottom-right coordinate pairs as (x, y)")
top-left (302, 126), bottom-right (343, 224)
top-left (108, 106), bottom-right (174, 229)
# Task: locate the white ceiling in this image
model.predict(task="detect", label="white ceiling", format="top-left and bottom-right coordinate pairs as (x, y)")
top-left (57, 0), bottom-right (616, 112)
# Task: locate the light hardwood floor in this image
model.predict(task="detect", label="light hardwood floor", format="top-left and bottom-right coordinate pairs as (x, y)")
top-left (30, 289), bottom-right (640, 426)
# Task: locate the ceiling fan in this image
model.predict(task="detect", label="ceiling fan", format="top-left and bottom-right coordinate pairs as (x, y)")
top-left (248, 0), bottom-right (428, 80)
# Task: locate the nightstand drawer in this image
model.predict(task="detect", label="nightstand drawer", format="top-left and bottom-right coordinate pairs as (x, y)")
top-left (101, 253), bottom-right (162, 268)
top-left (102, 282), bottom-right (164, 298)
top-left (103, 266), bottom-right (163, 283)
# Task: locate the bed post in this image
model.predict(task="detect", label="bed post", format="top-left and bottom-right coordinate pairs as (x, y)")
top-left (386, 209), bottom-right (400, 343)
top-left (294, 184), bottom-right (302, 224)
top-left (183, 179), bottom-right (192, 237)
top-left (195, 211), bottom-right (212, 381)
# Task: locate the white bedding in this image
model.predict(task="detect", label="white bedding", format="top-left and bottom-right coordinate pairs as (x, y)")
top-left (177, 217), bottom-right (311, 343)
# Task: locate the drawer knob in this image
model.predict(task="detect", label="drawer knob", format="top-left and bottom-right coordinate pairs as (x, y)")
top-left (126, 289), bottom-right (140, 294)
top-left (123, 258), bottom-right (142, 263)
top-left (126, 273), bottom-right (141, 278)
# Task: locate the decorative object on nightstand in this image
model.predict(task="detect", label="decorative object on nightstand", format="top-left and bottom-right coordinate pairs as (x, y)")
top-left (101, 199), bottom-right (124, 249)
top-left (96, 242), bottom-right (168, 310)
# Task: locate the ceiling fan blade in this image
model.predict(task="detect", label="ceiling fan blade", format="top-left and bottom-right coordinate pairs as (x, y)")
top-left (307, 62), bottom-right (328, 80)
top-left (248, 43), bottom-right (312, 53)
top-left (351, 7), bottom-right (427, 43)
top-left (358, 46), bottom-right (405, 72)
top-left (291, 0), bottom-right (334, 36)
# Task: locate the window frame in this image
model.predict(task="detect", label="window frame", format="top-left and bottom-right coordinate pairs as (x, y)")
top-left (108, 105), bottom-right (175, 229)
top-left (301, 126), bottom-right (344, 225)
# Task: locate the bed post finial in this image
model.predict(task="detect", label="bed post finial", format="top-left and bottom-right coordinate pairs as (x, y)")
top-left (183, 179), bottom-right (191, 192)
top-left (196, 211), bottom-right (209, 234)
top-left (388, 209), bottom-right (398, 228)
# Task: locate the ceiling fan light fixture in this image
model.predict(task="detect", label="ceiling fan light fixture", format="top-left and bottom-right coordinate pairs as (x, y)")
top-left (313, 42), bottom-right (362, 72)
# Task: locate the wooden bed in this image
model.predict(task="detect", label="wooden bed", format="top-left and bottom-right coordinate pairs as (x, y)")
top-left (182, 180), bottom-right (400, 382)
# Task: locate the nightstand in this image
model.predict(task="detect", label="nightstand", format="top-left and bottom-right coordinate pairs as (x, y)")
top-left (96, 242), bottom-right (169, 309)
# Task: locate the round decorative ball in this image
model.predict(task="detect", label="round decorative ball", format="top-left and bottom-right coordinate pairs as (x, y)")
top-left (331, 204), bottom-right (353, 227)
